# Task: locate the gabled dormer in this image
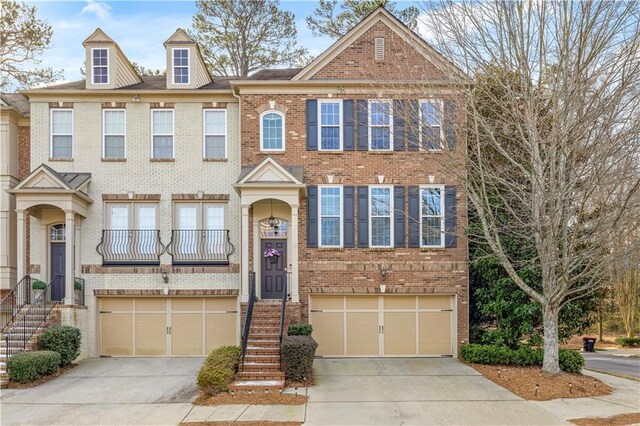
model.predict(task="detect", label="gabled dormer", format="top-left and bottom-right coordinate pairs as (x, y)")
top-left (82, 28), bottom-right (142, 90)
top-left (164, 29), bottom-right (212, 89)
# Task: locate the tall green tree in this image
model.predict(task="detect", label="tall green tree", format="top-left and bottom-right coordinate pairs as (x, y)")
top-left (190, 0), bottom-right (309, 77)
top-left (0, 0), bottom-right (62, 90)
top-left (306, 0), bottom-right (419, 39)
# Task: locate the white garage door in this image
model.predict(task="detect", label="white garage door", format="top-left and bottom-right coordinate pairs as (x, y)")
top-left (99, 297), bottom-right (237, 356)
top-left (310, 295), bottom-right (454, 357)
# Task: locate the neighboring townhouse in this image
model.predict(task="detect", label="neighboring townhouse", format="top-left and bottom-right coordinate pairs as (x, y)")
top-left (1, 7), bottom-right (468, 373)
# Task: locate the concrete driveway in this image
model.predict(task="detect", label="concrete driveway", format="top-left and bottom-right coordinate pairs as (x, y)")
top-left (0, 357), bottom-right (203, 425)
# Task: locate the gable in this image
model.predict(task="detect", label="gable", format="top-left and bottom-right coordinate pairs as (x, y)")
top-left (83, 28), bottom-right (115, 45)
top-left (15, 167), bottom-right (70, 191)
top-left (238, 158), bottom-right (303, 185)
top-left (165, 28), bottom-right (195, 45)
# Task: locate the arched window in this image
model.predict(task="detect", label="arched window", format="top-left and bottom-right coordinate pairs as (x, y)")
top-left (260, 111), bottom-right (284, 151)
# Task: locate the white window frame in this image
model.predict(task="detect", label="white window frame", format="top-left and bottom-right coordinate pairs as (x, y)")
top-left (91, 47), bottom-right (109, 85)
top-left (172, 48), bottom-right (190, 85)
top-left (259, 110), bottom-right (285, 152)
top-left (318, 185), bottom-right (343, 248)
top-left (368, 99), bottom-right (394, 151)
top-left (419, 184), bottom-right (445, 248)
top-left (102, 109), bottom-right (126, 159)
top-left (202, 109), bottom-right (227, 159)
top-left (151, 109), bottom-right (175, 159)
top-left (369, 185), bottom-right (394, 248)
top-left (419, 99), bottom-right (444, 151)
top-left (105, 202), bottom-right (159, 229)
top-left (317, 99), bottom-right (343, 151)
top-left (49, 108), bottom-right (73, 159)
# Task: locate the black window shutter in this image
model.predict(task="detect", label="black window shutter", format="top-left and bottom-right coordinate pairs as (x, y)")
top-left (393, 100), bottom-right (405, 151)
top-left (444, 186), bottom-right (457, 248)
top-left (357, 186), bottom-right (368, 247)
top-left (343, 100), bottom-right (355, 151)
top-left (443, 100), bottom-right (456, 150)
top-left (307, 185), bottom-right (318, 247)
top-left (306, 99), bottom-right (318, 151)
top-left (357, 99), bottom-right (368, 151)
top-left (394, 186), bottom-right (406, 247)
top-left (408, 185), bottom-right (420, 247)
top-left (343, 186), bottom-right (355, 247)
top-left (407, 100), bottom-right (420, 151)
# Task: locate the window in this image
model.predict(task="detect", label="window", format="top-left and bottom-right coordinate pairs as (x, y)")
top-left (174, 203), bottom-right (226, 259)
top-left (260, 111), bottom-right (284, 151)
top-left (152, 110), bottom-right (174, 159)
top-left (106, 203), bottom-right (159, 256)
top-left (173, 48), bottom-right (189, 84)
top-left (375, 38), bottom-right (385, 61)
top-left (420, 186), bottom-right (444, 247)
top-left (203, 109), bottom-right (226, 158)
top-left (103, 109), bottom-right (126, 159)
top-left (92, 48), bottom-right (108, 84)
top-left (369, 100), bottom-right (393, 150)
top-left (318, 100), bottom-right (342, 151)
top-left (319, 186), bottom-right (342, 247)
top-left (420, 100), bottom-right (443, 150)
top-left (370, 186), bottom-right (393, 247)
top-left (50, 109), bottom-right (73, 158)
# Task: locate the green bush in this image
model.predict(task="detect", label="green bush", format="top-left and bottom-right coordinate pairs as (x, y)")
top-left (7, 351), bottom-right (60, 383)
top-left (288, 323), bottom-right (313, 336)
top-left (39, 326), bottom-right (81, 366)
top-left (32, 280), bottom-right (46, 290)
top-left (459, 344), bottom-right (514, 365)
top-left (513, 346), bottom-right (544, 366)
top-left (615, 337), bottom-right (640, 347)
top-left (281, 335), bottom-right (318, 381)
top-left (559, 349), bottom-right (585, 373)
top-left (460, 344), bottom-right (584, 373)
top-left (197, 345), bottom-right (240, 396)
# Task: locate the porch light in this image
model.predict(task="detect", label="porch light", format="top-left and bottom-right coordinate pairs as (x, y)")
top-left (268, 199), bottom-right (278, 228)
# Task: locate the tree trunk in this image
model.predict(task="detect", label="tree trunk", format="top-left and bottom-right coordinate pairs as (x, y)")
top-left (542, 303), bottom-right (561, 375)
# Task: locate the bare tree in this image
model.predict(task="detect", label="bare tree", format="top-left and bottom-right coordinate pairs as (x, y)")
top-left (610, 213), bottom-right (640, 338)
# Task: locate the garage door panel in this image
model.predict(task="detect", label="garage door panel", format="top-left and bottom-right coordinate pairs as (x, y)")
top-left (419, 312), bottom-right (452, 355)
top-left (418, 296), bottom-right (451, 310)
top-left (205, 297), bottom-right (236, 311)
top-left (346, 296), bottom-right (377, 310)
top-left (100, 313), bottom-right (133, 356)
top-left (135, 313), bottom-right (167, 356)
top-left (346, 312), bottom-right (378, 355)
top-left (313, 312), bottom-right (344, 356)
top-left (384, 312), bottom-right (417, 355)
top-left (384, 296), bottom-right (416, 310)
top-left (101, 298), bottom-right (133, 311)
top-left (205, 313), bottom-right (236, 353)
top-left (312, 296), bottom-right (344, 310)
top-left (135, 298), bottom-right (166, 311)
top-left (173, 298), bottom-right (203, 312)
top-left (172, 313), bottom-right (203, 355)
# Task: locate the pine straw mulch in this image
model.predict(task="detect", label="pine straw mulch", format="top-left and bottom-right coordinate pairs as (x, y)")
top-left (470, 364), bottom-right (612, 401)
top-left (568, 412), bottom-right (640, 425)
top-left (181, 422), bottom-right (301, 426)
top-left (194, 391), bottom-right (307, 406)
top-left (1, 363), bottom-right (75, 389)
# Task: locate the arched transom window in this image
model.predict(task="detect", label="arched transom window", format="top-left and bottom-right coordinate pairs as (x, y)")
top-left (260, 111), bottom-right (284, 151)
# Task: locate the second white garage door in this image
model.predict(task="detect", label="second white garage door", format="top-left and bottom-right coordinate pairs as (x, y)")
top-left (310, 295), bottom-right (454, 357)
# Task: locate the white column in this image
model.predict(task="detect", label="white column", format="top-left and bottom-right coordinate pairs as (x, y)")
top-left (74, 222), bottom-right (81, 277)
top-left (290, 205), bottom-right (299, 303)
top-left (16, 209), bottom-right (26, 281)
top-left (64, 211), bottom-right (75, 305)
top-left (241, 205), bottom-right (250, 303)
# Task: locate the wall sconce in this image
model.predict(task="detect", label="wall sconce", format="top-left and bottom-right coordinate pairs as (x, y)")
top-left (161, 271), bottom-right (169, 284)
top-left (381, 267), bottom-right (388, 283)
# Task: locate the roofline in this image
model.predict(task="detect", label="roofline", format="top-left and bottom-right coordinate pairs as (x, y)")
top-left (229, 79), bottom-right (469, 87)
top-left (19, 88), bottom-right (234, 97)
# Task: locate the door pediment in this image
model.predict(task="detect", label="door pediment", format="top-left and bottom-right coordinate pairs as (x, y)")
top-left (237, 157), bottom-right (304, 185)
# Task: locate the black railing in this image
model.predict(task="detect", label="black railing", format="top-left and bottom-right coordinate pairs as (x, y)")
top-left (74, 277), bottom-right (85, 306)
top-left (1, 276), bottom-right (32, 332)
top-left (96, 230), bottom-right (165, 265)
top-left (3, 276), bottom-right (60, 358)
top-left (278, 270), bottom-right (289, 369)
top-left (241, 272), bottom-right (256, 367)
top-left (167, 229), bottom-right (235, 265)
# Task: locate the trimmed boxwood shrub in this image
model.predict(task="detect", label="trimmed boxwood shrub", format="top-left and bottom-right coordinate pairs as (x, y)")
top-left (460, 343), bottom-right (584, 373)
top-left (7, 351), bottom-right (60, 383)
top-left (281, 335), bottom-right (318, 381)
top-left (39, 326), bottom-right (81, 366)
top-left (288, 323), bottom-right (313, 336)
top-left (32, 280), bottom-right (46, 290)
top-left (615, 337), bottom-right (640, 347)
top-left (197, 345), bottom-right (240, 396)
top-left (559, 349), bottom-right (585, 373)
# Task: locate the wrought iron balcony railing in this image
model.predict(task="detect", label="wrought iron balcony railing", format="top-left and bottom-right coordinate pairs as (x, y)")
top-left (96, 230), bottom-right (165, 265)
top-left (166, 229), bottom-right (235, 265)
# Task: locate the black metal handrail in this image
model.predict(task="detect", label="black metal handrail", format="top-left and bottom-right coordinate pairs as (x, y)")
top-left (96, 230), bottom-right (165, 265)
top-left (278, 270), bottom-right (289, 369)
top-left (74, 276), bottom-right (85, 306)
top-left (1, 275), bottom-right (32, 332)
top-left (240, 272), bottom-right (256, 367)
top-left (3, 276), bottom-right (60, 358)
top-left (166, 229), bottom-right (235, 265)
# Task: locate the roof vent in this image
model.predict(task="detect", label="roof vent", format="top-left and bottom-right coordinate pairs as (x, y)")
top-left (375, 38), bottom-right (385, 61)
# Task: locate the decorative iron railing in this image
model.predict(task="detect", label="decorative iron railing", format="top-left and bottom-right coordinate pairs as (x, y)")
top-left (278, 269), bottom-right (290, 369)
top-left (241, 272), bottom-right (257, 367)
top-left (166, 229), bottom-right (235, 265)
top-left (96, 230), bottom-right (165, 265)
top-left (0, 276), bottom-right (32, 332)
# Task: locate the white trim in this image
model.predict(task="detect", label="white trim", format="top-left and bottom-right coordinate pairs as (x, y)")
top-left (368, 99), bottom-right (394, 151)
top-left (50, 108), bottom-right (74, 159)
top-left (102, 108), bottom-right (126, 159)
top-left (172, 48), bottom-right (190, 85)
top-left (259, 110), bottom-right (285, 152)
top-left (419, 99), bottom-right (444, 151)
top-left (318, 184), bottom-right (343, 248)
top-left (202, 109), bottom-right (227, 159)
top-left (91, 47), bottom-right (109, 85)
top-left (151, 109), bottom-right (175, 159)
top-left (317, 99), bottom-right (343, 151)
top-left (419, 184), bottom-right (445, 248)
top-left (368, 185), bottom-right (393, 248)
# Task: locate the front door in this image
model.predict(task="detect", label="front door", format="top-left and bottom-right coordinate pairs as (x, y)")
top-left (261, 239), bottom-right (286, 299)
top-left (50, 242), bottom-right (65, 301)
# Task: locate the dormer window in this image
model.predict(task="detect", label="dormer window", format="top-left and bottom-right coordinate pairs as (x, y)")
top-left (92, 48), bottom-right (109, 84)
top-left (173, 48), bottom-right (189, 84)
